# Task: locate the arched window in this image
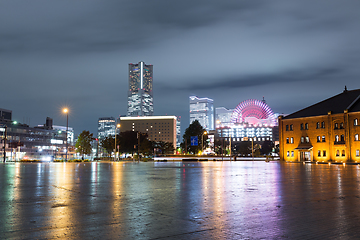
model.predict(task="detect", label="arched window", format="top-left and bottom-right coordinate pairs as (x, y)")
top-left (334, 123), bottom-right (338, 129)
top-left (357, 150), bottom-right (360, 157)
top-left (336, 150), bottom-right (340, 156)
top-left (340, 122), bottom-right (344, 129)
top-left (286, 138), bottom-right (289, 144)
top-left (341, 135), bottom-right (345, 142)
top-left (300, 123), bottom-right (304, 130)
top-left (316, 122), bottom-right (320, 129)
top-left (305, 123), bottom-right (309, 130)
top-left (290, 124), bottom-right (293, 131)
top-left (305, 137), bottom-right (310, 143)
top-left (335, 135), bottom-right (339, 142)
top-left (286, 125), bottom-right (289, 131)
top-left (355, 119), bottom-right (359, 126)
top-left (322, 135), bottom-right (326, 142)
top-left (321, 121), bottom-right (325, 128)
top-left (355, 134), bottom-right (359, 141)
top-left (342, 150), bottom-right (345, 157)
top-left (290, 137), bottom-right (294, 144)
top-left (317, 136), bottom-right (321, 142)
top-left (318, 150), bottom-right (321, 157)
top-left (301, 137), bottom-right (304, 143)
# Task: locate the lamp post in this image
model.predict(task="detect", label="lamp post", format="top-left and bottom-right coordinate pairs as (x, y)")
top-left (2, 125), bottom-right (7, 163)
top-left (202, 131), bottom-right (207, 154)
top-left (114, 124), bottom-right (120, 161)
top-left (63, 108), bottom-right (68, 162)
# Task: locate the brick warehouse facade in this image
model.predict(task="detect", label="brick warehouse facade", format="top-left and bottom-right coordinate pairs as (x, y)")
top-left (279, 88), bottom-right (360, 162)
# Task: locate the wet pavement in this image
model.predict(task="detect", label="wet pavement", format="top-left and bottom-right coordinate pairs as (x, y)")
top-left (1, 161), bottom-right (360, 239)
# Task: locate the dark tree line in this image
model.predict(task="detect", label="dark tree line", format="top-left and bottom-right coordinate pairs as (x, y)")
top-left (100, 131), bottom-right (174, 157)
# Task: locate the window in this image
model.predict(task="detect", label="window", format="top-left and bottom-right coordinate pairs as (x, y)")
top-left (290, 124), bottom-right (293, 131)
top-left (341, 135), bottom-right (345, 142)
top-left (305, 137), bottom-right (310, 143)
top-left (318, 150), bottom-right (321, 157)
top-left (322, 135), bottom-right (326, 142)
top-left (335, 135), bottom-right (339, 142)
top-left (286, 138), bottom-right (289, 144)
top-left (301, 137), bottom-right (305, 143)
top-left (321, 121), bottom-right (325, 128)
top-left (323, 150), bottom-right (326, 157)
top-left (317, 136), bottom-right (321, 142)
top-left (356, 134), bottom-right (359, 141)
top-left (340, 122), bottom-right (344, 129)
top-left (300, 123), bottom-right (304, 130)
top-left (291, 151), bottom-right (294, 157)
top-left (342, 150), bottom-right (345, 157)
top-left (286, 125), bottom-right (289, 131)
top-left (316, 122), bottom-right (320, 129)
top-left (290, 137), bottom-right (294, 144)
top-left (305, 123), bottom-right (309, 130)
top-left (336, 150), bottom-right (340, 156)
top-left (355, 119), bottom-right (359, 126)
top-left (287, 151), bottom-right (290, 157)
top-left (357, 150), bottom-right (360, 157)
top-left (334, 123), bottom-right (338, 129)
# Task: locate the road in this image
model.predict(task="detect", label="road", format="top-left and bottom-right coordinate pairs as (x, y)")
top-left (1, 161), bottom-right (360, 239)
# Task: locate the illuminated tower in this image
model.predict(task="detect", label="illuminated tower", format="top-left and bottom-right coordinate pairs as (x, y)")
top-left (127, 61), bottom-right (153, 116)
top-left (189, 96), bottom-right (214, 131)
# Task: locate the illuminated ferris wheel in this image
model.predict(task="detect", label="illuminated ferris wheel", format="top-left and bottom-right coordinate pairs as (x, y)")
top-left (230, 99), bottom-right (277, 126)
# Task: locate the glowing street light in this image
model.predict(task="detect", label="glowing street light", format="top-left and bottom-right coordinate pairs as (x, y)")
top-left (114, 124), bottom-right (120, 161)
top-left (63, 108), bottom-right (68, 162)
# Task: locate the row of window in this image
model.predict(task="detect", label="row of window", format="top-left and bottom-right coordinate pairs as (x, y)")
top-left (286, 134), bottom-right (360, 144)
top-left (285, 118), bottom-right (360, 131)
top-left (286, 150), bottom-right (360, 158)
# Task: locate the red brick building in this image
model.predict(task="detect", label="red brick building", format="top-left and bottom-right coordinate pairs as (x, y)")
top-left (279, 88), bottom-right (360, 162)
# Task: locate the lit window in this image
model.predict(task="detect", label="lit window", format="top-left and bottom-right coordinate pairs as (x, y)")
top-left (316, 122), bottom-right (320, 129)
top-left (286, 138), bottom-right (289, 144)
top-left (290, 137), bottom-right (294, 144)
top-left (318, 150), bottom-right (321, 157)
top-left (305, 123), bottom-right (309, 130)
top-left (335, 135), bottom-right (339, 142)
top-left (323, 150), bottom-right (326, 157)
top-left (336, 150), bottom-right (340, 156)
top-left (301, 137), bottom-right (304, 143)
top-left (287, 151), bottom-right (290, 157)
top-left (291, 151), bottom-right (294, 157)
top-left (317, 136), bottom-right (321, 142)
top-left (340, 122), bottom-right (344, 129)
top-left (322, 136), bottom-right (326, 142)
top-left (357, 150), bottom-right (360, 157)
top-left (321, 122), bottom-right (325, 128)
top-left (305, 137), bottom-right (310, 143)
top-left (300, 123), bottom-right (304, 130)
top-left (342, 150), bottom-right (345, 157)
top-left (334, 123), bottom-right (338, 129)
top-left (355, 134), bottom-right (359, 141)
top-left (355, 119), bottom-right (358, 126)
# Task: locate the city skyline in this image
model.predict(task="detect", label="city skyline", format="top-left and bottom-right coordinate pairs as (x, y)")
top-left (1, 1), bottom-right (360, 136)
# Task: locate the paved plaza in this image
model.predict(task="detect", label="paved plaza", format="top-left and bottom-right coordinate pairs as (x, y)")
top-left (1, 161), bottom-right (360, 239)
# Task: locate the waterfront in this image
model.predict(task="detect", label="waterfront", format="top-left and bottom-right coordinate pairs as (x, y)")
top-left (1, 161), bottom-right (360, 239)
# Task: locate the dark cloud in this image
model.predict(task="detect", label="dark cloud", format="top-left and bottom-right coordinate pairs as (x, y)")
top-left (0, 0), bottom-right (360, 135)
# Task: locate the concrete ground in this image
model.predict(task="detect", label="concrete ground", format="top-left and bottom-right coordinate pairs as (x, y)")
top-left (1, 161), bottom-right (360, 239)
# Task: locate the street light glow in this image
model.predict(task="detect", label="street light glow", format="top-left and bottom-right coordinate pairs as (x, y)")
top-left (63, 108), bottom-right (68, 113)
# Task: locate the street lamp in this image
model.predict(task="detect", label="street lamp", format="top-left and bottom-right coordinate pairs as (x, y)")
top-left (63, 108), bottom-right (68, 162)
top-left (202, 131), bottom-right (207, 154)
top-left (114, 124), bottom-right (120, 161)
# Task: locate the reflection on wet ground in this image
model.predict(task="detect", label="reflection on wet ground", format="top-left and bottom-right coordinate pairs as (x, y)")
top-left (1, 161), bottom-right (360, 239)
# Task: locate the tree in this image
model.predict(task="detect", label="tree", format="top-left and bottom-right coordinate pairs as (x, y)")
top-left (100, 135), bottom-right (115, 157)
top-left (181, 120), bottom-right (207, 154)
top-left (75, 130), bottom-right (94, 159)
top-left (153, 141), bottom-right (175, 155)
top-left (260, 140), bottom-right (274, 155)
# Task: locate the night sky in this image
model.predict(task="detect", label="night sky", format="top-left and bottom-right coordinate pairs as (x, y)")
top-left (1, 1), bottom-right (360, 136)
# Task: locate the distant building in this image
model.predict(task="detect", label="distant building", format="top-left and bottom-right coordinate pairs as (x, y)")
top-left (120, 116), bottom-right (177, 149)
top-left (176, 116), bottom-right (181, 148)
top-left (97, 117), bottom-right (115, 140)
top-left (279, 87), bottom-right (360, 162)
top-left (215, 107), bottom-right (234, 128)
top-left (189, 96), bottom-right (214, 131)
top-left (0, 108), bottom-right (12, 121)
top-left (128, 61), bottom-right (153, 116)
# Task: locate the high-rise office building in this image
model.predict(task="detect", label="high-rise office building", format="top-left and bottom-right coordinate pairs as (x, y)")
top-left (215, 107), bottom-right (234, 128)
top-left (98, 117), bottom-right (116, 140)
top-left (189, 96), bottom-right (214, 131)
top-left (128, 61), bottom-right (153, 116)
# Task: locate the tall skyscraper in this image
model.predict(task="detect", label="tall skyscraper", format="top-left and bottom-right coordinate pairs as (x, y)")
top-left (189, 96), bottom-right (214, 131)
top-left (128, 61), bottom-right (153, 116)
top-left (97, 117), bottom-right (115, 140)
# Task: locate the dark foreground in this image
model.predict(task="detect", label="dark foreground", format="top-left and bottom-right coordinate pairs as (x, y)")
top-left (1, 161), bottom-right (360, 239)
